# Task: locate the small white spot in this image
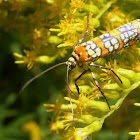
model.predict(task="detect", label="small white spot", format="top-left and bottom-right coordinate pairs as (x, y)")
top-left (120, 34), bottom-right (125, 40)
top-left (99, 35), bottom-right (104, 39)
top-left (124, 43), bottom-right (129, 48)
top-left (104, 33), bottom-right (110, 37)
top-left (81, 42), bottom-right (86, 46)
top-left (124, 38), bottom-right (129, 43)
top-left (95, 48), bottom-right (101, 56)
top-left (91, 43), bottom-right (96, 49)
top-left (86, 45), bottom-right (91, 50)
top-left (111, 38), bottom-right (118, 44)
top-left (95, 80), bottom-right (98, 85)
top-left (87, 40), bottom-right (93, 45)
top-left (133, 29), bottom-right (138, 33)
top-left (128, 31), bottom-right (134, 36)
top-left (114, 43), bottom-right (119, 49)
top-left (124, 33), bottom-right (129, 38)
top-left (91, 53), bottom-right (97, 58)
top-left (131, 36), bottom-right (135, 40)
top-left (99, 33), bottom-right (110, 39)
top-left (125, 24), bottom-right (132, 30)
top-left (126, 26), bottom-right (131, 30)
top-left (79, 39), bottom-right (82, 43)
top-left (104, 41), bottom-right (111, 48)
top-left (119, 27), bottom-right (126, 32)
top-left (109, 46), bottom-right (114, 52)
top-left (79, 52), bottom-right (83, 55)
top-left (88, 49), bottom-right (95, 56)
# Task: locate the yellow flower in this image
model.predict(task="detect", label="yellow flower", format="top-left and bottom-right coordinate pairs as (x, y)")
top-left (68, 120), bottom-right (103, 140)
top-left (23, 121), bottom-right (42, 140)
top-left (129, 129), bottom-right (140, 140)
top-left (70, 0), bottom-right (85, 14)
top-left (57, 35), bottom-right (78, 48)
top-left (50, 18), bottom-right (75, 36)
top-left (45, 66), bottom-right (140, 139)
top-left (103, 7), bottom-right (126, 31)
top-left (119, 45), bottom-right (140, 70)
top-left (14, 49), bottom-right (38, 70)
top-left (134, 103), bottom-right (140, 107)
top-left (50, 15), bottom-right (95, 48)
top-left (50, 116), bottom-right (73, 134)
top-left (105, 7), bottom-right (125, 24)
top-left (100, 60), bottom-right (119, 84)
top-left (44, 99), bottom-right (62, 114)
top-left (14, 50), bottom-right (57, 70)
top-left (102, 7), bottom-right (132, 32)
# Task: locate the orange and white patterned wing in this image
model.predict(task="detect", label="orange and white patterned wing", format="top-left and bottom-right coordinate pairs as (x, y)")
top-left (72, 19), bottom-right (140, 63)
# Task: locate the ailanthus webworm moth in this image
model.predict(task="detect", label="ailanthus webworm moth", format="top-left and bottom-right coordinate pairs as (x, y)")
top-left (20, 17), bottom-right (140, 112)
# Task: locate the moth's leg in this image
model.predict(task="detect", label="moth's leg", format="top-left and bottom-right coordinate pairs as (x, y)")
top-left (88, 68), bottom-right (111, 110)
top-left (75, 69), bottom-right (88, 94)
top-left (89, 63), bottom-right (122, 83)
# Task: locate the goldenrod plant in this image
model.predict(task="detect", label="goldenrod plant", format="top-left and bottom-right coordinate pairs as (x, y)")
top-left (0, 0), bottom-right (140, 140)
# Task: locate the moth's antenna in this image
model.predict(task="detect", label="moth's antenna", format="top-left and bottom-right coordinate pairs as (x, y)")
top-left (67, 64), bottom-right (74, 120)
top-left (19, 62), bottom-right (66, 94)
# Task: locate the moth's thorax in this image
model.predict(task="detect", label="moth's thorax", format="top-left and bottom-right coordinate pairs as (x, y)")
top-left (72, 40), bottom-right (102, 63)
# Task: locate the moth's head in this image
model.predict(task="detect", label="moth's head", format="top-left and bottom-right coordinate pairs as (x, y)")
top-left (66, 57), bottom-right (76, 71)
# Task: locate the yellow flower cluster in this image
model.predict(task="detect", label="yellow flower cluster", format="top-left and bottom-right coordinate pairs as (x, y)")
top-left (43, 0), bottom-right (140, 139)
top-left (45, 66), bottom-right (140, 139)
top-left (9, 0), bottom-right (140, 139)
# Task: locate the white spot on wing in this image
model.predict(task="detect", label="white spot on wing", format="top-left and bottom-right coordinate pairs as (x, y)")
top-left (86, 45), bottom-right (90, 50)
top-left (81, 42), bottom-right (86, 46)
top-left (88, 49), bottom-right (95, 56)
top-left (104, 41), bottom-right (111, 48)
top-left (95, 48), bottom-right (101, 56)
top-left (109, 46), bottom-right (113, 52)
top-left (111, 38), bottom-right (118, 44)
top-left (91, 43), bottom-right (96, 49)
top-left (114, 43), bottom-right (119, 49)
top-left (87, 40), bottom-right (93, 45)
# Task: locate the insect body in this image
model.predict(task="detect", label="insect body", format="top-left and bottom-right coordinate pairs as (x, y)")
top-left (66, 19), bottom-right (140, 110)
top-left (21, 18), bottom-right (140, 111)
top-left (69, 19), bottom-right (140, 65)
